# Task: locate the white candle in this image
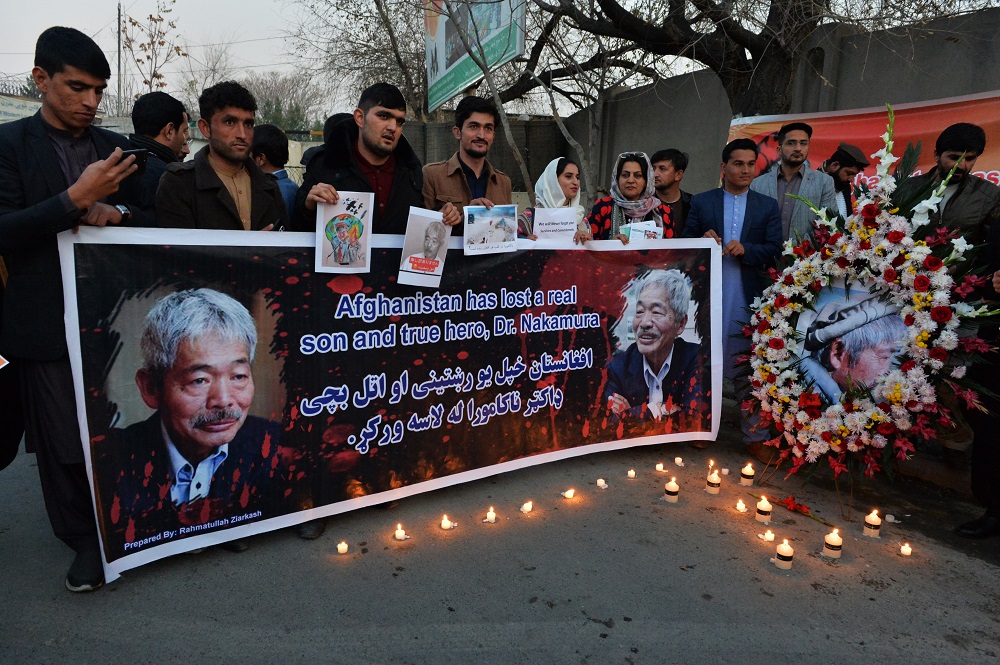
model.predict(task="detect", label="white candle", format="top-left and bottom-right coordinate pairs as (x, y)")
top-left (561, 489), bottom-right (575, 499)
top-left (823, 528), bottom-right (843, 559)
top-left (440, 515), bottom-right (453, 530)
top-left (627, 469), bottom-right (636, 479)
top-left (764, 530), bottom-right (775, 542)
top-left (655, 462), bottom-right (664, 472)
top-left (705, 468), bottom-right (721, 494)
top-left (674, 457), bottom-right (684, 467)
top-left (664, 478), bottom-right (679, 503)
top-left (900, 543), bottom-right (912, 556)
top-left (596, 478), bottom-right (607, 489)
top-left (775, 539), bottom-right (794, 570)
top-left (863, 509), bottom-right (882, 538)
top-left (740, 462), bottom-right (755, 486)
top-left (520, 501), bottom-right (533, 513)
top-left (736, 499), bottom-right (747, 513)
top-left (755, 496), bottom-right (772, 523)
top-left (337, 541), bottom-right (348, 554)
top-left (394, 524), bottom-right (407, 540)
top-left (485, 506), bottom-right (497, 523)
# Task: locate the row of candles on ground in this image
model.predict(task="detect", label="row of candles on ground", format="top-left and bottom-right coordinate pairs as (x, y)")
top-left (333, 457), bottom-right (914, 564)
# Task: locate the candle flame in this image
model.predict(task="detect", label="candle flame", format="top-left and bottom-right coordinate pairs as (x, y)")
top-left (833, 528), bottom-right (838, 535)
top-left (783, 539), bottom-right (789, 545)
top-left (443, 515), bottom-right (448, 520)
top-left (870, 509), bottom-right (878, 516)
top-left (489, 506), bottom-right (494, 512)
top-left (397, 523), bottom-right (401, 530)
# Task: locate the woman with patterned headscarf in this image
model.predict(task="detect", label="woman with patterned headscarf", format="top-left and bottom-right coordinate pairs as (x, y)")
top-left (581, 152), bottom-right (674, 244)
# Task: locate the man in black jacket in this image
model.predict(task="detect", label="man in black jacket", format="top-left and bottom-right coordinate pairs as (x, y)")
top-left (294, 82), bottom-right (460, 233)
top-left (0, 26), bottom-right (143, 592)
top-left (128, 91), bottom-right (189, 212)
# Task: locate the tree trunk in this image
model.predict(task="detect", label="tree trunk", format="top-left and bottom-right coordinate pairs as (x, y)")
top-left (721, 45), bottom-right (797, 117)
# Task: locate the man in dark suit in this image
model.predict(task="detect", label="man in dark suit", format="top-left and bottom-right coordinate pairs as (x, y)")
top-left (605, 269), bottom-right (705, 427)
top-left (95, 289), bottom-right (287, 558)
top-left (0, 27), bottom-right (143, 592)
top-left (128, 91), bottom-right (190, 213)
top-left (684, 139), bottom-right (782, 454)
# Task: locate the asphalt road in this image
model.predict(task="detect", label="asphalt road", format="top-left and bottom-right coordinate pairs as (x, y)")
top-left (2, 416), bottom-right (998, 664)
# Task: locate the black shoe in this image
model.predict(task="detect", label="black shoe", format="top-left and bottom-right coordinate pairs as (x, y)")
top-left (955, 511), bottom-right (1000, 539)
top-left (297, 519), bottom-right (326, 540)
top-left (219, 538), bottom-right (250, 553)
top-left (65, 549), bottom-right (104, 593)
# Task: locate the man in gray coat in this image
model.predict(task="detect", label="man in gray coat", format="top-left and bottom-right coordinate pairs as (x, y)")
top-left (750, 122), bottom-right (837, 240)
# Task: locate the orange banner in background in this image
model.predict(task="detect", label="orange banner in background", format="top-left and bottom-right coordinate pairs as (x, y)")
top-left (728, 91), bottom-right (1000, 188)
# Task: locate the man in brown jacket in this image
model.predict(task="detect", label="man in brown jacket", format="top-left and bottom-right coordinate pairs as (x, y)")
top-left (422, 96), bottom-right (512, 211)
top-left (155, 81), bottom-right (287, 231)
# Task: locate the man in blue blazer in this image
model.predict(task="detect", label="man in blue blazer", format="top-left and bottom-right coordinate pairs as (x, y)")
top-left (605, 270), bottom-right (706, 428)
top-left (0, 27), bottom-right (144, 592)
top-left (750, 122), bottom-right (837, 240)
top-left (683, 139), bottom-right (782, 451)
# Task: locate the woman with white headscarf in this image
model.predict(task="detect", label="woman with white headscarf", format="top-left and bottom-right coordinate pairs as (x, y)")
top-left (580, 152), bottom-right (674, 244)
top-left (518, 157), bottom-right (587, 242)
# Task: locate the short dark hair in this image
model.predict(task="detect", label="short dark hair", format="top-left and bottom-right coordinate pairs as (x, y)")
top-left (251, 124), bottom-right (289, 168)
top-left (556, 157), bottom-right (579, 177)
top-left (650, 148), bottom-right (689, 172)
top-left (358, 82), bottom-right (406, 113)
top-left (132, 91), bottom-right (186, 137)
top-left (454, 96), bottom-right (500, 129)
top-left (199, 81), bottom-right (257, 123)
top-left (35, 26), bottom-right (111, 80)
top-left (616, 152), bottom-right (649, 179)
top-left (777, 122), bottom-right (813, 143)
top-left (722, 139), bottom-right (759, 163)
top-left (323, 113), bottom-right (353, 143)
top-left (936, 122), bottom-right (987, 155)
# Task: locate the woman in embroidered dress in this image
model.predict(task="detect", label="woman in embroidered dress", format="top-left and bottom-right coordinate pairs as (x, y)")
top-left (580, 152), bottom-right (674, 244)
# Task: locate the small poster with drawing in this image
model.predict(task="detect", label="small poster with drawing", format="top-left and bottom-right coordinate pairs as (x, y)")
top-left (315, 192), bottom-right (375, 273)
top-left (463, 204), bottom-right (517, 255)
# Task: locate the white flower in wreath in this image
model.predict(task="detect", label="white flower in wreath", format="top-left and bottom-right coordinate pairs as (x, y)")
top-left (951, 365), bottom-right (967, 379)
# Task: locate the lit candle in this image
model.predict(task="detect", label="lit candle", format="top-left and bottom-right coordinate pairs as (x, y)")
top-left (440, 514), bottom-right (454, 530)
top-left (900, 543), bottom-right (912, 556)
top-left (775, 539), bottom-right (794, 570)
top-left (823, 528), bottom-right (843, 559)
top-left (863, 509), bottom-right (882, 538)
top-left (561, 489), bottom-right (575, 499)
top-left (485, 506), bottom-right (497, 523)
top-left (674, 457), bottom-right (684, 467)
top-left (664, 478), bottom-right (680, 503)
top-left (736, 499), bottom-right (747, 513)
top-left (740, 462), bottom-right (755, 487)
top-left (764, 530), bottom-right (775, 542)
top-left (520, 501), bottom-right (533, 513)
top-left (627, 469), bottom-right (636, 479)
top-left (655, 463), bottom-right (664, 472)
top-left (596, 478), bottom-right (607, 489)
top-left (394, 524), bottom-right (407, 540)
top-left (755, 496), bottom-right (772, 523)
top-left (705, 468), bottom-right (721, 494)
top-left (337, 541), bottom-right (348, 554)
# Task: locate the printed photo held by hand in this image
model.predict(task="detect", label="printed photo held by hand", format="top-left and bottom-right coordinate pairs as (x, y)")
top-left (399, 207), bottom-right (452, 288)
top-left (464, 204), bottom-right (518, 255)
top-left (316, 192), bottom-right (375, 273)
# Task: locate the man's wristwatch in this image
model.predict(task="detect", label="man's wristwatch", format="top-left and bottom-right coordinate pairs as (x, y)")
top-left (114, 204), bottom-right (132, 224)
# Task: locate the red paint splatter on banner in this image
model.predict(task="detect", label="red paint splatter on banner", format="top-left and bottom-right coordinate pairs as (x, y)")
top-left (582, 420), bottom-right (590, 437)
top-left (286, 276), bottom-right (300, 285)
top-left (240, 484), bottom-right (250, 509)
top-left (111, 495), bottom-right (121, 525)
top-left (327, 275), bottom-right (364, 294)
top-left (125, 518), bottom-right (136, 543)
top-left (261, 432), bottom-right (271, 459)
top-left (457, 351), bottom-right (469, 360)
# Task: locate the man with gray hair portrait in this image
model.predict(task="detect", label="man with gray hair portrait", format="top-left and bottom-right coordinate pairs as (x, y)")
top-left (604, 269), bottom-right (705, 423)
top-left (403, 220), bottom-right (448, 275)
top-left (96, 288), bottom-right (285, 558)
top-left (799, 296), bottom-right (906, 403)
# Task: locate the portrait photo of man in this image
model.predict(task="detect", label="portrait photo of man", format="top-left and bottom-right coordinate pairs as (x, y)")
top-left (799, 293), bottom-right (906, 404)
top-left (95, 288), bottom-right (287, 558)
top-left (402, 220), bottom-right (448, 276)
top-left (604, 269), bottom-right (706, 424)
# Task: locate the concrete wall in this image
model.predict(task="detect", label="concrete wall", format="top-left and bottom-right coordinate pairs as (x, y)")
top-left (791, 10), bottom-right (1000, 113)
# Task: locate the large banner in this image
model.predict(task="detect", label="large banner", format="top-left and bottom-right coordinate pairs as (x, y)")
top-left (59, 230), bottom-right (720, 580)
top-left (729, 90), bottom-right (1000, 187)
top-left (424, 0), bottom-right (526, 111)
